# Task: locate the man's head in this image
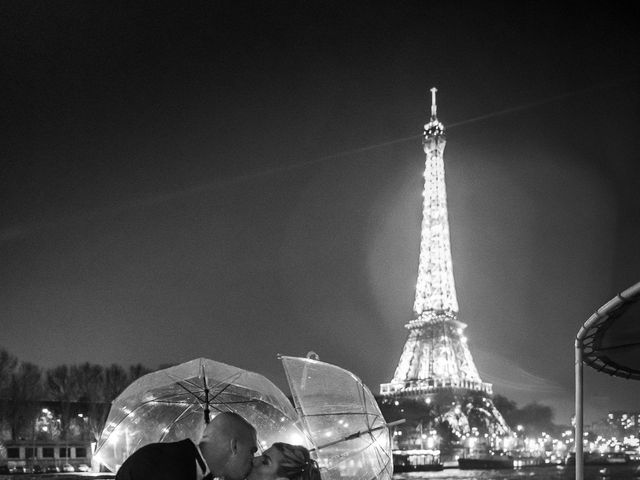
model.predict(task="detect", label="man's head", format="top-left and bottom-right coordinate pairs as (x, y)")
top-left (199, 412), bottom-right (257, 480)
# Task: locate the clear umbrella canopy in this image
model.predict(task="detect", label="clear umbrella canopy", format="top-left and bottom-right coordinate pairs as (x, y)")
top-left (281, 356), bottom-right (393, 480)
top-left (95, 358), bottom-right (308, 472)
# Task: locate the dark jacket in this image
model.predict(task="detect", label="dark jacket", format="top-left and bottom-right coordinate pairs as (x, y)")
top-left (116, 439), bottom-right (206, 480)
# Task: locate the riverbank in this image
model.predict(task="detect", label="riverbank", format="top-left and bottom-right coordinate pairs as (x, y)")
top-left (3, 464), bottom-right (640, 480)
top-left (392, 464), bottom-right (640, 479)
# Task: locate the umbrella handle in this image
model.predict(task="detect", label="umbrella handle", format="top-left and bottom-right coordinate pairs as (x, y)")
top-left (311, 419), bottom-right (406, 451)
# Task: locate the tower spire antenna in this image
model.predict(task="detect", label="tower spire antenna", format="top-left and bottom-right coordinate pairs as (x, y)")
top-left (423, 86), bottom-right (444, 139)
top-left (430, 86), bottom-right (438, 120)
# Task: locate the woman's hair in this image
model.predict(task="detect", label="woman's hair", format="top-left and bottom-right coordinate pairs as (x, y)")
top-left (271, 442), bottom-right (321, 480)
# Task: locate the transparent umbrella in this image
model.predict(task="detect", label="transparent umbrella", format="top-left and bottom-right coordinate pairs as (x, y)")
top-left (281, 356), bottom-right (399, 480)
top-left (94, 358), bottom-right (307, 472)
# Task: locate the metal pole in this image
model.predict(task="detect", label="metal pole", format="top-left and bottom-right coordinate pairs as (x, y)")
top-left (575, 338), bottom-right (583, 480)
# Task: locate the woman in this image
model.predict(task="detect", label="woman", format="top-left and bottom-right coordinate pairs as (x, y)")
top-left (248, 443), bottom-right (321, 480)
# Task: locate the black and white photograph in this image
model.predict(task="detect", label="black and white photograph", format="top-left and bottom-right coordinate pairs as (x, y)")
top-left (2, 2), bottom-right (640, 479)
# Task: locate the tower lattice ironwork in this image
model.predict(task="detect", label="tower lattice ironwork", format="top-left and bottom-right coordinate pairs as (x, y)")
top-left (380, 88), bottom-right (509, 437)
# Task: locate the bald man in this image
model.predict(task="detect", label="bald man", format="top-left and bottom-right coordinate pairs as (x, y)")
top-left (116, 412), bottom-right (258, 480)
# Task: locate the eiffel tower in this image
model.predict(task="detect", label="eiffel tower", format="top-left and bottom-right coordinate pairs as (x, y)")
top-left (380, 88), bottom-right (510, 442)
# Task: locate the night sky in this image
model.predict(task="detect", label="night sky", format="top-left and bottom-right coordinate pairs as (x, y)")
top-left (3, 2), bottom-right (640, 424)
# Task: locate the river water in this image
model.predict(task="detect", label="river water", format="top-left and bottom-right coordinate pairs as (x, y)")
top-left (393, 465), bottom-right (640, 480)
top-left (2, 466), bottom-right (639, 480)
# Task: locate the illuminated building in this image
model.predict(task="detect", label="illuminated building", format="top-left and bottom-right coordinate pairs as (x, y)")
top-left (607, 411), bottom-right (640, 433)
top-left (380, 88), bottom-right (510, 445)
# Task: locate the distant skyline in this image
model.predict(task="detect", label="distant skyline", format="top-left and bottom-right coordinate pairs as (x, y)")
top-left (2, 1), bottom-right (639, 424)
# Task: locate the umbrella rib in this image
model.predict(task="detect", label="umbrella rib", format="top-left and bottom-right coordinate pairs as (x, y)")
top-left (148, 398), bottom-right (264, 406)
top-left (206, 396), bottom-right (260, 414)
top-left (143, 390), bottom-right (204, 403)
top-left (98, 384), bottom-right (219, 450)
top-left (359, 382), bottom-right (373, 434)
top-left (320, 430), bottom-right (389, 472)
top-left (210, 399), bottom-right (263, 405)
top-left (158, 406), bottom-right (198, 443)
top-left (151, 399), bottom-right (198, 405)
top-left (189, 370), bottom-right (247, 413)
top-left (165, 372), bottom-right (204, 392)
top-left (208, 371), bottom-right (243, 400)
top-left (312, 421), bottom-right (387, 450)
top-left (369, 429), bottom-right (392, 476)
top-left (372, 455), bottom-right (392, 479)
top-left (352, 430), bottom-right (391, 480)
top-left (151, 390), bottom-right (204, 402)
top-left (97, 396), bottom-right (181, 450)
top-left (300, 412), bottom-right (373, 417)
top-left (211, 382), bottom-right (234, 399)
top-left (205, 381), bottom-right (244, 414)
top-left (174, 380), bottom-right (207, 404)
top-left (205, 402), bottom-right (237, 416)
top-left (360, 429), bottom-right (392, 476)
top-left (153, 399), bottom-right (263, 406)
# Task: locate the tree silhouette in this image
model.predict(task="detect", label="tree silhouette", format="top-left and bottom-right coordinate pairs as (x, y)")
top-left (0, 349), bottom-right (19, 437)
top-left (9, 362), bottom-right (43, 440)
top-left (128, 363), bottom-right (152, 384)
top-left (0, 346), bottom-right (161, 443)
top-left (104, 364), bottom-right (129, 400)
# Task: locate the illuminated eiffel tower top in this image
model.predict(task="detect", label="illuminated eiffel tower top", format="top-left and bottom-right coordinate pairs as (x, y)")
top-left (381, 94), bottom-right (510, 440)
top-left (381, 88), bottom-right (493, 397)
top-left (412, 87), bottom-right (458, 326)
